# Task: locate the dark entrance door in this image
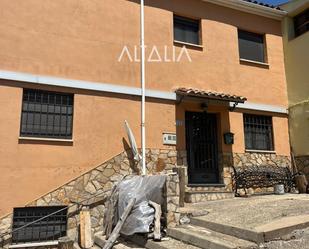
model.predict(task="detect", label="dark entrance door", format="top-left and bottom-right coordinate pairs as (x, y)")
top-left (185, 111), bottom-right (219, 184)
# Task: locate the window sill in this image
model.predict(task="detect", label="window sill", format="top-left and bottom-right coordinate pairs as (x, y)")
top-left (19, 136), bottom-right (73, 143)
top-left (240, 58), bottom-right (269, 68)
top-left (174, 40), bottom-right (204, 49)
top-left (188, 183), bottom-right (225, 187)
top-left (245, 149), bottom-right (276, 154)
top-left (9, 241), bottom-right (58, 248)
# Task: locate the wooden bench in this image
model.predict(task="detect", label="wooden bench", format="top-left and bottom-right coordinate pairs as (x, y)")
top-left (232, 164), bottom-right (294, 195)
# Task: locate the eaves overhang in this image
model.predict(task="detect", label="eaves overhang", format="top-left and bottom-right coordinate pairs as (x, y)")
top-left (202, 0), bottom-right (287, 20)
top-left (175, 87), bottom-right (247, 103)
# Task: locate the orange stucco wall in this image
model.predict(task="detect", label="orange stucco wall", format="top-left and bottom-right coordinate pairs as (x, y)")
top-left (0, 0), bottom-right (287, 106)
top-left (176, 103), bottom-right (290, 156)
top-left (0, 82), bottom-right (175, 215)
top-left (230, 111), bottom-right (290, 155)
top-left (0, 0), bottom-right (290, 216)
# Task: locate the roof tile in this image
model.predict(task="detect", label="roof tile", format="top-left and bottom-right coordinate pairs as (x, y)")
top-left (176, 87), bottom-right (247, 103)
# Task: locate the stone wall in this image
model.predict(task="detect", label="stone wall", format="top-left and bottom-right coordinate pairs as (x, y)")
top-left (232, 152), bottom-right (291, 194)
top-left (184, 152), bottom-right (290, 194)
top-left (0, 148), bottom-right (292, 247)
top-left (295, 156), bottom-right (309, 180)
top-left (165, 173), bottom-right (180, 227)
top-left (233, 152), bottom-right (291, 168)
top-left (0, 148), bottom-right (183, 248)
top-left (183, 152), bottom-right (290, 193)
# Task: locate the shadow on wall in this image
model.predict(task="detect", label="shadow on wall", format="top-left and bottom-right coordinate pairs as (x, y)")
top-left (127, 0), bottom-right (282, 36)
top-left (122, 138), bottom-right (140, 174)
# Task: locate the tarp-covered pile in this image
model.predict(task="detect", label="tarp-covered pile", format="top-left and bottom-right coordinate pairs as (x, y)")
top-left (104, 175), bottom-right (167, 236)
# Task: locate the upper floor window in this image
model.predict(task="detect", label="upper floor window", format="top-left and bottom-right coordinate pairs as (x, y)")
top-left (244, 114), bottom-right (274, 151)
top-left (294, 9), bottom-right (309, 37)
top-left (174, 15), bottom-right (201, 45)
top-left (238, 30), bottom-right (266, 63)
top-left (20, 89), bottom-right (74, 139)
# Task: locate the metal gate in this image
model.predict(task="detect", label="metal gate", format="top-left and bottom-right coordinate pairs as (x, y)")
top-left (185, 111), bottom-right (219, 184)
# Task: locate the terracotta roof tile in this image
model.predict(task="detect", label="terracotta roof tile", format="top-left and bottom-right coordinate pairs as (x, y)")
top-left (175, 87), bottom-right (247, 103)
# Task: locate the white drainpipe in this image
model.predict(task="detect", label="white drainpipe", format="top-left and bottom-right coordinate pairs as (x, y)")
top-left (140, 0), bottom-right (146, 175)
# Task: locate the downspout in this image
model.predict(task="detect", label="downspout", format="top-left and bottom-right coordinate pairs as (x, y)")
top-left (140, 0), bottom-right (146, 175)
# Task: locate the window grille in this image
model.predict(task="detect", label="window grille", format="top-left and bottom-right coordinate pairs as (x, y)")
top-left (244, 114), bottom-right (274, 151)
top-left (20, 89), bottom-right (74, 139)
top-left (12, 206), bottom-right (67, 244)
top-left (174, 15), bottom-right (200, 45)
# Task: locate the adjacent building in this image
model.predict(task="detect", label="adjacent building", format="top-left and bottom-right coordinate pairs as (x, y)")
top-left (0, 0), bottom-right (290, 220)
top-left (280, 0), bottom-right (309, 178)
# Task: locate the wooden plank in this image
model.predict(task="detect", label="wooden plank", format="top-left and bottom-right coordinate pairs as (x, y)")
top-left (80, 207), bottom-right (93, 249)
top-left (103, 185), bottom-right (119, 239)
top-left (103, 198), bottom-right (136, 249)
top-left (149, 201), bottom-right (162, 241)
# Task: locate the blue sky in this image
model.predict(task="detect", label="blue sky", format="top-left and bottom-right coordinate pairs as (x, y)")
top-left (258, 0), bottom-right (289, 6)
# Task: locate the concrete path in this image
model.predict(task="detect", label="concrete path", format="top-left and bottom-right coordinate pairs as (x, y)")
top-left (184, 194), bottom-right (309, 230)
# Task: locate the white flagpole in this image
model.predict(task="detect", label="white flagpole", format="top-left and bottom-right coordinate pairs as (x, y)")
top-left (140, 0), bottom-right (146, 175)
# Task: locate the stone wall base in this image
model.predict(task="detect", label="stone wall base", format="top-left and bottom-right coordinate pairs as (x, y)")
top-left (0, 148), bottom-right (182, 248)
top-left (0, 148), bottom-right (292, 247)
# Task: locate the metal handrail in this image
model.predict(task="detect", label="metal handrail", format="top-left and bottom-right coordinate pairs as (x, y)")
top-left (0, 187), bottom-right (112, 246)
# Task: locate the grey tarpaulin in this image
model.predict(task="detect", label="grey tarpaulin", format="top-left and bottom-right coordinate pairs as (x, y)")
top-left (117, 175), bottom-right (167, 235)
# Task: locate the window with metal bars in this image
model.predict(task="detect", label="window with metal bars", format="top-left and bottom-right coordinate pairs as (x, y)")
top-left (243, 114), bottom-right (274, 151)
top-left (12, 206), bottom-right (67, 244)
top-left (20, 89), bottom-right (74, 139)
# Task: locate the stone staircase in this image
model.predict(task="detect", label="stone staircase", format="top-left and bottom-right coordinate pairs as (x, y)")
top-left (185, 185), bottom-right (235, 203)
top-left (167, 224), bottom-right (256, 249)
top-left (91, 185), bottom-right (239, 249)
top-left (92, 213), bottom-right (258, 249)
top-left (93, 233), bottom-right (200, 249)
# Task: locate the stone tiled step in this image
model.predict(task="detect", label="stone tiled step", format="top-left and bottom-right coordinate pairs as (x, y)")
top-left (191, 214), bottom-right (309, 244)
top-left (185, 191), bottom-right (234, 203)
top-left (168, 225), bottom-right (256, 249)
top-left (127, 234), bottom-right (201, 249)
top-left (94, 234), bottom-right (144, 249)
top-left (186, 185), bottom-right (227, 192)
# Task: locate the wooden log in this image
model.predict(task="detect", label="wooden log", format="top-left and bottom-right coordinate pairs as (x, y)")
top-left (173, 167), bottom-right (185, 207)
top-left (295, 174), bottom-right (308, 193)
top-left (149, 201), bottom-right (162, 241)
top-left (80, 207), bottom-right (94, 249)
top-left (103, 185), bottom-right (119, 239)
top-left (58, 236), bottom-right (74, 249)
top-left (103, 198), bottom-right (136, 249)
